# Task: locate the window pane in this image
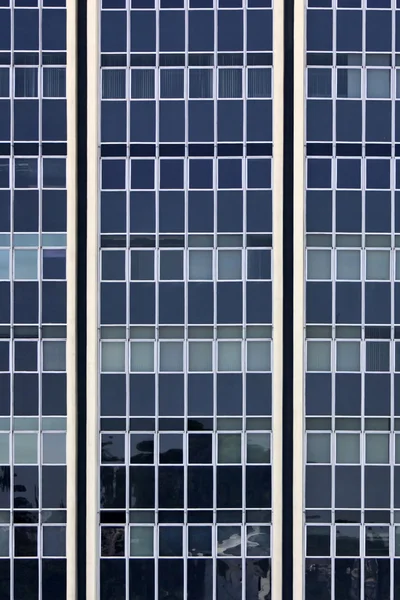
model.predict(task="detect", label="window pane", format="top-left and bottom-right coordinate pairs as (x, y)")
top-left (336, 341), bottom-right (360, 372)
top-left (218, 434), bottom-right (241, 463)
top-left (247, 341), bottom-right (271, 372)
top-left (307, 249), bottom-right (331, 280)
top-left (101, 341), bottom-right (125, 372)
top-left (367, 69), bottom-right (390, 99)
top-left (42, 432), bottom-right (66, 464)
top-left (219, 69), bottom-right (242, 98)
top-left (0, 526), bottom-right (9, 557)
top-left (307, 433), bottom-right (330, 464)
top-left (131, 69), bottom-right (155, 99)
top-left (366, 250), bottom-right (390, 280)
top-left (130, 341), bottom-right (154, 372)
top-left (43, 341), bottom-right (66, 371)
top-left (43, 68), bottom-right (66, 98)
top-left (0, 250), bottom-right (9, 279)
top-left (337, 250), bottom-right (360, 280)
top-left (15, 68), bottom-right (38, 97)
top-left (0, 433), bottom-right (9, 464)
top-left (130, 526), bottom-right (154, 557)
top-left (14, 433), bottom-right (37, 464)
top-left (189, 69), bottom-right (213, 98)
top-left (102, 70), bottom-right (126, 99)
top-left (337, 69), bottom-right (361, 98)
top-left (336, 433), bottom-right (360, 463)
top-left (247, 249), bottom-right (270, 279)
top-left (160, 341), bottom-right (183, 371)
top-left (366, 434), bottom-right (389, 464)
top-left (248, 68), bottom-right (271, 98)
top-left (14, 249), bottom-right (38, 279)
top-left (218, 341), bottom-right (241, 371)
top-left (189, 250), bottom-right (212, 280)
top-left (308, 68), bottom-right (331, 98)
top-left (218, 250), bottom-right (241, 279)
top-left (0, 68), bottom-right (9, 97)
top-left (247, 433), bottom-right (271, 463)
top-left (160, 69), bottom-right (184, 99)
top-left (307, 341), bottom-right (331, 371)
top-left (189, 341), bottom-right (212, 371)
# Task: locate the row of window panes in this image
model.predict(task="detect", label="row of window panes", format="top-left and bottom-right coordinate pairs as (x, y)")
top-left (307, 432), bottom-right (400, 465)
top-left (0, 525), bottom-right (66, 559)
top-left (0, 340), bottom-right (66, 372)
top-left (306, 340), bottom-right (400, 372)
top-left (101, 68), bottom-right (271, 99)
top-left (0, 249), bottom-right (66, 281)
top-left (102, 432), bottom-right (270, 465)
top-left (0, 68), bottom-right (66, 99)
top-left (101, 340), bottom-right (271, 372)
top-left (0, 235), bottom-right (67, 247)
top-left (307, 249), bottom-right (400, 281)
top-left (307, 161), bottom-right (399, 191)
top-left (0, 417), bottom-right (67, 430)
top-left (101, 0), bottom-right (271, 8)
top-left (100, 160), bottom-right (272, 191)
top-left (308, 67), bottom-right (400, 100)
top-left (101, 524), bottom-right (270, 558)
top-left (305, 524), bottom-right (398, 558)
top-left (102, 249), bottom-right (271, 281)
top-left (0, 158), bottom-right (66, 189)
top-left (0, 432), bottom-right (65, 465)
top-left (101, 325), bottom-right (272, 339)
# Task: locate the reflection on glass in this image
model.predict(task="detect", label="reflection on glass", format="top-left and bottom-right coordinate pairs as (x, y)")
top-left (246, 526), bottom-right (270, 557)
top-left (216, 559), bottom-right (242, 600)
top-left (217, 526), bottom-right (241, 557)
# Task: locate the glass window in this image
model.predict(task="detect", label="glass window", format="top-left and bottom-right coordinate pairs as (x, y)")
top-left (307, 68), bottom-right (331, 98)
top-left (160, 341), bottom-right (183, 371)
top-left (131, 250), bottom-right (154, 280)
top-left (102, 69), bottom-right (126, 99)
top-left (248, 68), bottom-right (271, 98)
top-left (337, 69), bottom-right (361, 98)
top-left (43, 68), bottom-right (66, 98)
top-left (43, 341), bottom-right (66, 371)
top-left (218, 341), bottom-right (241, 371)
top-left (0, 526), bottom-right (9, 558)
top-left (14, 249), bottom-right (38, 280)
top-left (366, 250), bottom-right (390, 280)
top-left (130, 526), bottom-right (154, 557)
top-left (307, 341), bottom-right (331, 371)
top-left (189, 69), bottom-right (213, 98)
top-left (336, 250), bottom-right (360, 280)
top-left (43, 526), bottom-right (66, 557)
top-left (101, 341), bottom-right (125, 372)
top-left (367, 69), bottom-right (390, 99)
top-left (14, 433), bottom-right (37, 464)
top-left (15, 68), bottom-right (38, 97)
top-left (336, 433), bottom-right (360, 464)
top-left (218, 250), bottom-right (242, 280)
top-left (130, 341), bottom-right (154, 372)
top-left (336, 341), bottom-right (360, 372)
top-left (189, 250), bottom-right (212, 280)
top-left (42, 432), bottom-right (66, 464)
top-left (160, 69), bottom-right (184, 99)
top-left (0, 433), bottom-right (9, 464)
top-left (246, 433), bottom-right (271, 464)
top-left (366, 433), bottom-right (389, 464)
top-left (131, 69), bottom-right (155, 99)
top-left (0, 68), bottom-right (9, 97)
top-left (0, 249), bottom-right (9, 279)
top-left (247, 341), bottom-right (271, 372)
top-left (218, 69), bottom-right (242, 98)
top-left (188, 341), bottom-right (212, 371)
top-left (307, 249), bottom-right (331, 280)
top-left (307, 433), bottom-right (330, 464)
top-left (218, 433), bottom-right (241, 463)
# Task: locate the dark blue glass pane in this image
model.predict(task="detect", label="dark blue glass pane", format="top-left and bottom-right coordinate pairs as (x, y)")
top-left (101, 282), bottom-right (126, 324)
top-left (365, 374), bottom-right (390, 416)
top-left (42, 373), bottom-right (66, 416)
top-left (246, 465), bottom-right (271, 508)
top-left (217, 467), bottom-right (242, 507)
top-left (246, 281), bottom-right (271, 323)
top-left (247, 10), bottom-right (272, 51)
top-left (336, 101), bottom-right (362, 142)
top-left (130, 11), bottom-right (155, 52)
top-left (14, 560), bottom-right (38, 600)
top-left (42, 466), bottom-right (66, 508)
top-left (42, 9), bottom-right (66, 50)
top-left (188, 559), bottom-right (213, 600)
top-left (101, 11), bottom-right (127, 52)
top-left (160, 101), bottom-right (185, 142)
top-left (217, 282), bottom-right (242, 323)
top-left (130, 374), bottom-right (155, 416)
top-left (14, 282), bottom-right (38, 323)
top-left (188, 374), bottom-right (213, 416)
top-left (101, 101), bottom-right (126, 143)
top-left (365, 282), bottom-right (391, 325)
top-left (42, 560), bottom-right (66, 600)
top-left (335, 466), bottom-right (361, 508)
top-left (129, 560), bottom-right (154, 600)
top-left (158, 559), bottom-right (183, 598)
top-left (101, 160), bottom-right (125, 190)
top-left (247, 190), bottom-right (272, 233)
top-left (306, 282), bottom-right (332, 323)
top-left (246, 373), bottom-right (271, 416)
top-left (217, 373), bottom-right (242, 415)
top-left (337, 159), bottom-right (360, 189)
top-left (306, 373), bottom-right (332, 415)
top-left (42, 99), bottom-right (66, 141)
top-left (130, 102), bottom-right (155, 142)
top-left (42, 281), bottom-right (66, 323)
top-left (189, 160), bottom-right (213, 189)
top-left (307, 100), bottom-right (332, 142)
top-left (189, 11), bottom-right (214, 51)
top-left (306, 191), bottom-right (332, 233)
top-left (189, 101), bottom-right (214, 142)
top-left (130, 191), bottom-right (155, 233)
top-left (159, 11), bottom-right (185, 51)
top-left (188, 282), bottom-right (213, 324)
top-left (366, 101), bottom-right (391, 143)
top-left (307, 10), bottom-right (332, 51)
top-left (129, 282), bottom-right (155, 323)
top-left (335, 373), bottom-right (361, 416)
top-left (188, 466), bottom-right (213, 507)
top-left (100, 559), bottom-right (125, 600)
top-left (306, 465), bottom-right (331, 507)
top-left (335, 282), bottom-right (361, 324)
top-left (247, 100), bottom-right (272, 141)
top-left (160, 160), bottom-right (184, 189)
top-left (159, 283), bottom-right (184, 324)
top-left (0, 101), bottom-right (10, 141)
top-left (307, 159), bottom-right (331, 189)
top-left (336, 191), bottom-right (361, 232)
top-left (159, 191), bottom-right (184, 232)
top-left (337, 10), bottom-right (362, 51)
top-left (218, 159), bottom-right (242, 189)
top-left (0, 283), bottom-right (10, 324)
top-left (14, 9), bottom-right (39, 50)
top-left (14, 373), bottom-right (38, 415)
top-left (365, 191), bottom-right (391, 232)
top-left (14, 100), bottom-right (39, 141)
top-left (217, 190), bottom-right (243, 232)
top-left (0, 10), bottom-right (10, 50)
top-left (216, 559), bottom-right (242, 599)
top-left (366, 11), bottom-right (391, 52)
top-left (218, 11), bottom-right (243, 51)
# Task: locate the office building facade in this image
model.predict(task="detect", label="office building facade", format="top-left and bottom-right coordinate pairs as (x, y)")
top-left (1, 0), bottom-right (400, 599)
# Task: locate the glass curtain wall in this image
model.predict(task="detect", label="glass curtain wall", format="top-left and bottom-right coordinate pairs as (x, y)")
top-left (98, 0), bottom-right (274, 598)
top-left (305, 0), bottom-right (400, 598)
top-left (0, 1), bottom-right (68, 599)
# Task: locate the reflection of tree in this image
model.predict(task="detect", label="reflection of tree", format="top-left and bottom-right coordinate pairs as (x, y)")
top-left (246, 559), bottom-right (271, 600)
top-left (101, 527), bottom-right (124, 557)
top-left (305, 559), bottom-right (331, 600)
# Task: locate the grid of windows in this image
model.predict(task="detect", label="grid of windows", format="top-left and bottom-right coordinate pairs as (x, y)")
top-left (98, 0), bottom-right (273, 598)
top-left (305, 1), bottom-right (400, 598)
top-left (0, 1), bottom-right (67, 599)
